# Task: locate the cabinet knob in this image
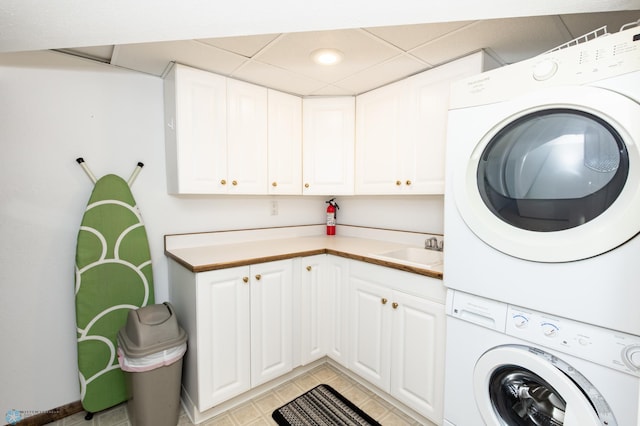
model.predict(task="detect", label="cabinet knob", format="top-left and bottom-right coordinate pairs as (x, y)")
top-left (304, 183), bottom-right (310, 188)
top-left (220, 179), bottom-right (227, 185)
top-left (232, 180), bottom-right (238, 186)
top-left (392, 302), bottom-right (399, 309)
top-left (405, 180), bottom-right (412, 186)
top-left (242, 276), bottom-right (249, 283)
top-left (255, 274), bottom-right (262, 280)
top-left (272, 182), bottom-right (278, 187)
top-left (395, 180), bottom-right (402, 186)
top-left (381, 298), bottom-right (388, 305)
top-left (306, 266), bottom-right (312, 271)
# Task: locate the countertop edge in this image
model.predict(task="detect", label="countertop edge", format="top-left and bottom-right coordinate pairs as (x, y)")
top-left (165, 246), bottom-right (443, 280)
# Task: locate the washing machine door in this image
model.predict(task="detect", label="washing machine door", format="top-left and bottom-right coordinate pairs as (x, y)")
top-left (473, 345), bottom-right (617, 426)
top-left (454, 85), bottom-right (640, 262)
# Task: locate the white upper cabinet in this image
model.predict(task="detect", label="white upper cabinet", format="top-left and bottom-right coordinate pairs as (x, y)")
top-left (356, 51), bottom-right (498, 195)
top-left (165, 55), bottom-right (497, 196)
top-left (268, 90), bottom-right (302, 195)
top-left (302, 97), bottom-right (355, 196)
top-left (164, 64), bottom-right (268, 195)
top-left (164, 64), bottom-right (227, 194)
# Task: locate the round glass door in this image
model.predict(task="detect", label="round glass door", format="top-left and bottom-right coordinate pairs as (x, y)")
top-left (452, 85), bottom-right (640, 262)
top-left (489, 365), bottom-right (567, 425)
top-left (478, 109), bottom-right (628, 232)
top-left (473, 345), bottom-right (617, 426)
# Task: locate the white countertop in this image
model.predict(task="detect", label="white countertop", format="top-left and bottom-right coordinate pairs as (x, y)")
top-left (165, 226), bottom-right (443, 279)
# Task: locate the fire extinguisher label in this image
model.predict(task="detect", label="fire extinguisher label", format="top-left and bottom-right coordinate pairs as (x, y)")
top-left (327, 213), bottom-right (336, 226)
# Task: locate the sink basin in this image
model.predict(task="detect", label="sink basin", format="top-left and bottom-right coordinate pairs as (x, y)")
top-left (370, 247), bottom-right (443, 269)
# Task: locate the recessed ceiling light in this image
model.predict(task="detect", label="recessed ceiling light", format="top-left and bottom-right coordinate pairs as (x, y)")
top-left (310, 48), bottom-right (344, 65)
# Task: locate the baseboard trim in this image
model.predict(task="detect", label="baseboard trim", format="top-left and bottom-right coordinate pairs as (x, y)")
top-left (11, 400), bottom-right (83, 426)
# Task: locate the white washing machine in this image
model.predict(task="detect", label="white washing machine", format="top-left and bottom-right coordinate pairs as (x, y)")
top-left (443, 290), bottom-right (640, 426)
top-left (443, 25), bottom-right (640, 335)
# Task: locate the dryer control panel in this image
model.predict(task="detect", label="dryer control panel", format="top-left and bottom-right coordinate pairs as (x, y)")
top-left (506, 306), bottom-right (640, 377)
top-left (450, 25), bottom-right (640, 109)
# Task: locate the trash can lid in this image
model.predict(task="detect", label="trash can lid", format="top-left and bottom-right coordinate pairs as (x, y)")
top-left (118, 302), bottom-right (187, 357)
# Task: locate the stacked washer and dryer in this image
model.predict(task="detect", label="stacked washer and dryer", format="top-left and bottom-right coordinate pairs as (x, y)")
top-left (443, 25), bottom-right (640, 426)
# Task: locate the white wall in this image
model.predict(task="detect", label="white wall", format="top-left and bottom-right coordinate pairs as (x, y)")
top-left (0, 51), bottom-right (442, 418)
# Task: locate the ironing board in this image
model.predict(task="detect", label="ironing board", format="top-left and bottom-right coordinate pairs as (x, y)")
top-left (74, 162), bottom-right (154, 415)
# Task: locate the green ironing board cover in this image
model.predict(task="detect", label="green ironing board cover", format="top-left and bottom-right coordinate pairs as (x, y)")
top-left (75, 174), bottom-right (155, 413)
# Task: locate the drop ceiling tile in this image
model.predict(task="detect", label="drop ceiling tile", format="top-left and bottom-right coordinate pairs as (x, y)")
top-left (255, 28), bottom-right (402, 83)
top-left (308, 84), bottom-right (354, 96)
top-left (113, 40), bottom-right (247, 76)
top-left (559, 10), bottom-right (640, 38)
top-left (364, 20), bottom-right (474, 51)
top-left (336, 53), bottom-right (429, 95)
top-left (198, 33), bottom-right (281, 57)
top-left (410, 16), bottom-right (571, 66)
top-left (231, 60), bottom-right (327, 96)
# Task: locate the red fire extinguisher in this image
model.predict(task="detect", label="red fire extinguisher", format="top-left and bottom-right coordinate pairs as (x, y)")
top-left (326, 198), bottom-right (339, 235)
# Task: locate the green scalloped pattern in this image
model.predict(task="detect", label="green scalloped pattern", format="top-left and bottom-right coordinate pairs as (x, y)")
top-left (75, 174), bottom-right (154, 413)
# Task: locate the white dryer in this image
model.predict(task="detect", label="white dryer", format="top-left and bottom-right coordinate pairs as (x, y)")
top-left (443, 290), bottom-right (640, 426)
top-left (443, 25), bottom-right (640, 335)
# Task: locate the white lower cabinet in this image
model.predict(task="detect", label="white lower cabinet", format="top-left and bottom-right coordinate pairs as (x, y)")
top-left (325, 255), bottom-right (350, 366)
top-left (250, 260), bottom-right (293, 386)
top-left (348, 260), bottom-right (446, 423)
top-left (170, 254), bottom-right (444, 423)
top-left (299, 254), bottom-right (327, 365)
top-left (299, 254), bottom-right (350, 367)
top-left (390, 290), bottom-right (446, 422)
top-left (169, 258), bottom-right (292, 412)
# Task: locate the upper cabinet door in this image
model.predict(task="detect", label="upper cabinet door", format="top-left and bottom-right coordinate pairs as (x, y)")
top-left (268, 90), bottom-right (302, 195)
top-left (404, 54), bottom-right (490, 194)
top-left (302, 97), bottom-right (355, 196)
top-left (355, 81), bottom-right (404, 194)
top-left (402, 68), bottom-right (452, 194)
top-left (165, 64), bottom-right (228, 194)
top-left (227, 79), bottom-right (268, 194)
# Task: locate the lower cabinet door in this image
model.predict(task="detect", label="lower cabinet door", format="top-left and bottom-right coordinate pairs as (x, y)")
top-left (196, 266), bottom-right (251, 410)
top-left (325, 255), bottom-right (349, 366)
top-left (300, 255), bottom-right (327, 365)
top-left (349, 276), bottom-right (391, 390)
top-left (250, 259), bottom-right (293, 386)
top-left (390, 290), bottom-right (446, 423)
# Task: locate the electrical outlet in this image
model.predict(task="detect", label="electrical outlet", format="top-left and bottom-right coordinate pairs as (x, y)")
top-left (270, 200), bottom-right (278, 216)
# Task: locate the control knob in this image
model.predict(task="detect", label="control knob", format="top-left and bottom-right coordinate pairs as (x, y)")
top-left (622, 344), bottom-right (640, 372)
top-left (532, 59), bottom-right (558, 81)
top-left (541, 322), bottom-right (560, 338)
top-left (512, 314), bottom-right (529, 329)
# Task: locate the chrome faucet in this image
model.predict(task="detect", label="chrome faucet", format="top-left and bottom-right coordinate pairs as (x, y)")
top-left (425, 237), bottom-right (443, 251)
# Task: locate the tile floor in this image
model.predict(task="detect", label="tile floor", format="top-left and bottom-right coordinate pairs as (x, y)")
top-left (46, 364), bottom-right (436, 426)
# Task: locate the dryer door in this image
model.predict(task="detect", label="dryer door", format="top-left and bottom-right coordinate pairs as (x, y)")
top-left (473, 345), bottom-right (617, 426)
top-left (454, 85), bottom-right (640, 262)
